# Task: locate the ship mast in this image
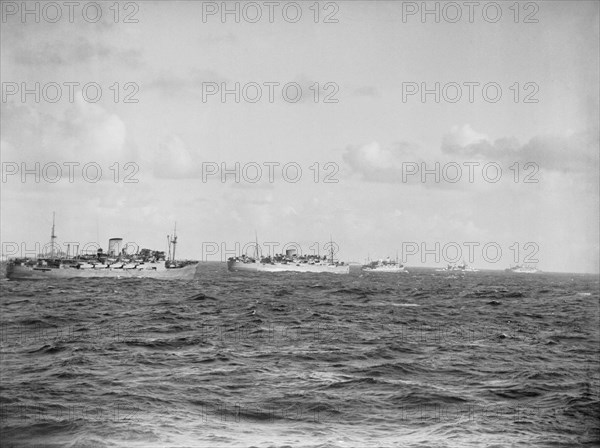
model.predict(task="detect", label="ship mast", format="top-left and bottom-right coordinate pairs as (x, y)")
top-left (171, 222), bottom-right (177, 261)
top-left (50, 212), bottom-right (57, 258)
top-left (329, 235), bottom-right (334, 264)
top-left (254, 230), bottom-right (259, 260)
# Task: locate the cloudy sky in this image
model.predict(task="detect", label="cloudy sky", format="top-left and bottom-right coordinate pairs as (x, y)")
top-left (1, 1), bottom-right (598, 273)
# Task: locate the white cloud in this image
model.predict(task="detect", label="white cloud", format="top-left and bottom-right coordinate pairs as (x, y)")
top-left (283, 205), bottom-right (298, 216)
top-left (154, 135), bottom-right (197, 178)
top-left (342, 140), bottom-right (422, 182)
top-left (443, 124), bottom-right (489, 147)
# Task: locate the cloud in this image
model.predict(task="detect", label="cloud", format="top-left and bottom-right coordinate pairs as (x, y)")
top-left (150, 136), bottom-right (286, 187)
top-left (518, 131), bottom-right (598, 174)
top-left (343, 125), bottom-right (599, 189)
top-left (145, 69), bottom-right (229, 96)
top-left (3, 22), bottom-right (143, 69)
top-left (442, 124), bottom-right (490, 148)
top-left (283, 205), bottom-right (298, 216)
top-left (342, 140), bottom-right (424, 183)
top-left (441, 125), bottom-right (599, 188)
top-left (145, 72), bottom-right (339, 105)
top-left (154, 135), bottom-right (198, 178)
top-left (1, 98), bottom-right (132, 166)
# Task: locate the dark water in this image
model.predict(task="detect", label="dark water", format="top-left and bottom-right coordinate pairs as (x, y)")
top-left (1, 264), bottom-right (599, 447)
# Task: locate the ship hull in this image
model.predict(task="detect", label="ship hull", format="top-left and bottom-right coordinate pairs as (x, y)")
top-left (363, 267), bottom-right (408, 273)
top-left (227, 260), bottom-right (349, 274)
top-left (6, 263), bottom-right (199, 280)
top-left (436, 268), bottom-right (478, 272)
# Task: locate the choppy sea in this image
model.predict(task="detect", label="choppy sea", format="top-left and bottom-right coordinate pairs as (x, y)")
top-left (0, 264), bottom-right (598, 448)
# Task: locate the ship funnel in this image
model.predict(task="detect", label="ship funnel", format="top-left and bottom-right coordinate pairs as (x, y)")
top-left (285, 249), bottom-right (297, 257)
top-left (108, 238), bottom-right (123, 257)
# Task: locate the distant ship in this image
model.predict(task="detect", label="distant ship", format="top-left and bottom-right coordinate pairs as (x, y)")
top-left (227, 237), bottom-right (349, 274)
top-left (436, 261), bottom-right (478, 272)
top-left (505, 264), bottom-right (540, 274)
top-left (6, 214), bottom-right (198, 280)
top-left (362, 256), bottom-right (408, 273)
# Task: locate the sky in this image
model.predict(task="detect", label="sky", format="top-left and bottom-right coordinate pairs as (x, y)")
top-left (1, 0), bottom-right (598, 273)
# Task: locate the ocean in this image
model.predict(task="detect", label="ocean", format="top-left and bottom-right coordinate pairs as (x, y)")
top-left (1, 264), bottom-right (598, 447)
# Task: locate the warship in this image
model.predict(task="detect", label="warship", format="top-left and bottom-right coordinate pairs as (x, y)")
top-left (505, 264), bottom-right (540, 274)
top-left (6, 215), bottom-right (198, 280)
top-left (227, 237), bottom-right (349, 274)
top-left (362, 256), bottom-right (408, 273)
top-left (436, 261), bottom-right (479, 272)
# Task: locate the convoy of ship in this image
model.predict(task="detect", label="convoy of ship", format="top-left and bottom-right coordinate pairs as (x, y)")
top-left (6, 215), bottom-right (198, 280)
top-left (4, 213), bottom-right (548, 280)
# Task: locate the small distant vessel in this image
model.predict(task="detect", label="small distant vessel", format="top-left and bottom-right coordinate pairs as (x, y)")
top-left (436, 261), bottom-right (478, 272)
top-left (227, 236), bottom-right (349, 274)
top-left (362, 255), bottom-right (408, 273)
top-left (7, 214), bottom-right (198, 280)
top-left (505, 264), bottom-right (540, 274)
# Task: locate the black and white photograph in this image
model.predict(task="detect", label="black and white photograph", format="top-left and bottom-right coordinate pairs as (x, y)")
top-left (1, 1), bottom-right (599, 446)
